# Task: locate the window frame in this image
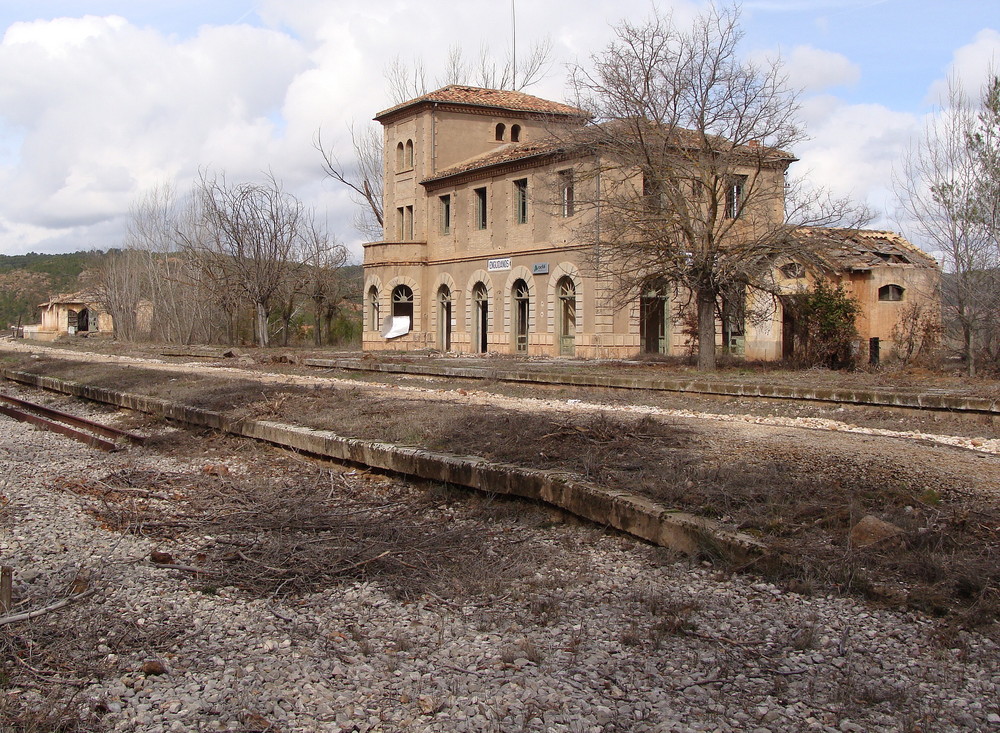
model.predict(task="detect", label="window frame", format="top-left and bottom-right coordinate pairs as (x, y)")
top-left (474, 187), bottom-right (488, 230)
top-left (724, 174), bottom-right (748, 219)
top-left (440, 194), bottom-right (452, 235)
top-left (559, 170), bottom-right (574, 217)
top-left (878, 284), bottom-right (905, 302)
top-left (514, 178), bottom-right (528, 225)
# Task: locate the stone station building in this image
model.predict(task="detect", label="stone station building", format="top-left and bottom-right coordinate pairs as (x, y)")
top-left (362, 85), bottom-right (940, 361)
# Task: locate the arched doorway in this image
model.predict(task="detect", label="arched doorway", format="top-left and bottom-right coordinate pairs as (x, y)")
top-left (512, 279), bottom-right (530, 353)
top-left (472, 282), bottom-right (489, 353)
top-left (437, 285), bottom-right (452, 351)
top-left (557, 276), bottom-right (576, 356)
top-left (77, 308), bottom-right (91, 333)
top-left (640, 280), bottom-right (669, 354)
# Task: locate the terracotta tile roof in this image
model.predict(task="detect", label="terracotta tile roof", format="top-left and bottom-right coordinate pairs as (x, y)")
top-left (421, 139), bottom-right (566, 184)
top-left (794, 228), bottom-right (939, 270)
top-left (376, 85), bottom-right (589, 120)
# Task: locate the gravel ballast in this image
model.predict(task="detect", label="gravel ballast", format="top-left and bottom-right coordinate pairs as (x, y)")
top-left (0, 386), bottom-right (998, 732)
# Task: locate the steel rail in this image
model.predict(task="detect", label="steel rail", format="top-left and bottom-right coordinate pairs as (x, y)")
top-left (0, 393), bottom-right (145, 451)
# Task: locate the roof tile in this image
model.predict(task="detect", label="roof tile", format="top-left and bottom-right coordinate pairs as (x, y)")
top-left (376, 85), bottom-right (588, 120)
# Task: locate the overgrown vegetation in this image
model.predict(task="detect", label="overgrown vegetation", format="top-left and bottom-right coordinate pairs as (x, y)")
top-left (783, 282), bottom-right (861, 369)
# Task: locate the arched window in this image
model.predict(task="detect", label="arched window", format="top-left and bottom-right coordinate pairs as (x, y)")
top-left (473, 282), bottom-right (489, 354)
top-left (510, 124), bottom-right (521, 142)
top-left (368, 286), bottom-right (380, 331)
top-left (780, 263), bottom-right (806, 279)
top-left (495, 123), bottom-right (506, 141)
top-left (557, 276), bottom-right (576, 356)
top-left (392, 284), bottom-right (414, 327)
top-left (512, 279), bottom-right (530, 353)
top-left (437, 285), bottom-right (452, 352)
top-left (395, 142), bottom-right (404, 171)
top-left (878, 284), bottom-right (904, 302)
top-left (404, 139), bottom-right (414, 169)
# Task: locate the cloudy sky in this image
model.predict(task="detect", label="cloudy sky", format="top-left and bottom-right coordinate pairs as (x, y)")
top-left (0, 0), bottom-right (997, 262)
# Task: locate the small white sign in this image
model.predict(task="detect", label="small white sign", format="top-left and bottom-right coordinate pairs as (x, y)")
top-left (532, 263), bottom-right (549, 275)
top-left (487, 257), bottom-right (511, 272)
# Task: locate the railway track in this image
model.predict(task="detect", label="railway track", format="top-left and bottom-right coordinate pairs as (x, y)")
top-left (0, 392), bottom-right (144, 452)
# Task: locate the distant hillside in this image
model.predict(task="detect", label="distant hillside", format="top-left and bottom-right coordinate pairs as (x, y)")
top-left (0, 250), bottom-right (102, 328)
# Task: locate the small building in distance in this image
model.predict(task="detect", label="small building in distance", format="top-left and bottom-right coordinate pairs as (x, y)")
top-left (22, 292), bottom-right (113, 341)
top-left (362, 85), bottom-right (940, 362)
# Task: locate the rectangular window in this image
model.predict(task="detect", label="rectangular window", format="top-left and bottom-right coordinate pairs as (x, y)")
top-left (440, 194), bottom-right (451, 235)
top-left (514, 179), bottom-right (528, 225)
top-left (725, 175), bottom-right (747, 219)
top-left (396, 207), bottom-right (405, 240)
top-left (559, 170), bottom-right (574, 217)
top-left (475, 187), bottom-right (487, 229)
top-left (405, 205), bottom-right (414, 240)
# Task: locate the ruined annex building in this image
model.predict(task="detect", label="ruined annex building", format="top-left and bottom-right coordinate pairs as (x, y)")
top-left (362, 85), bottom-right (940, 360)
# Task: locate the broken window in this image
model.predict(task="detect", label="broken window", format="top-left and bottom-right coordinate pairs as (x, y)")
top-left (878, 284), bottom-right (904, 301)
top-left (559, 170), bottom-right (574, 217)
top-left (724, 175), bottom-right (747, 219)
top-left (368, 286), bottom-right (380, 331)
top-left (440, 194), bottom-right (451, 235)
top-left (475, 187), bottom-right (488, 229)
top-left (391, 285), bottom-right (414, 326)
top-left (514, 179), bottom-right (528, 225)
top-left (780, 262), bottom-right (806, 279)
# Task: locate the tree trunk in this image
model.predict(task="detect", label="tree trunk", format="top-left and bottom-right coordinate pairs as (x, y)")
top-left (965, 323), bottom-right (976, 378)
top-left (314, 299), bottom-right (324, 347)
top-left (255, 301), bottom-right (269, 347)
top-left (697, 287), bottom-right (717, 371)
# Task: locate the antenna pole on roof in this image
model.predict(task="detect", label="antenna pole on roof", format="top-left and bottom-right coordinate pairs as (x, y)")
top-left (511, 0), bottom-right (516, 90)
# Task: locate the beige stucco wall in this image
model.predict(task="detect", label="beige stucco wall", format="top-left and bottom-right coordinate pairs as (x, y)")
top-left (365, 97), bottom-right (939, 361)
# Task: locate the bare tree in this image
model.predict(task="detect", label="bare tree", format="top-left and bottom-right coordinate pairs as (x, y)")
top-left (191, 172), bottom-right (309, 348)
top-left (302, 221), bottom-right (349, 346)
top-left (88, 248), bottom-right (144, 341)
top-left (564, 6), bottom-right (866, 370)
top-left (384, 39), bottom-right (553, 105)
top-left (897, 76), bottom-right (1000, 376)
top-left (316, 124), bottom-right (384, 241)
top-left (123, 184), bottom-right (222, 344)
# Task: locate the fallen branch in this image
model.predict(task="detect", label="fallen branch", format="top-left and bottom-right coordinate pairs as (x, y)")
top-left (150, 562), bottom-right (218, 576)
top-left (0, 589), bottom-right (96, 627)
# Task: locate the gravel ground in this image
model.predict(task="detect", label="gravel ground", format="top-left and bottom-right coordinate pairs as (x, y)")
top-left (1, 385), bottom-right (999, 732)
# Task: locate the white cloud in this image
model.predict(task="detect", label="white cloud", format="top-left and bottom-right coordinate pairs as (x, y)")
top-left (926, 28), bottom-right (1000, 106)
top-left (0, 13), bottom-right (309, 248)
top-left (794, 96), bottom-right (919, 229)
top-left (782, 45), bottom-right (860, 93)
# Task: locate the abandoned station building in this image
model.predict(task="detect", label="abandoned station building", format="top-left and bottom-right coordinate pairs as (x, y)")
top-left (362, 85), bottom-right (940, 360)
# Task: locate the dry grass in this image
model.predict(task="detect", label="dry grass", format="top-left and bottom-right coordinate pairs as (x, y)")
top-left (80, 459), bottom-right (539, 602)
top-left (5, 353), bottom-right (1000, 628)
